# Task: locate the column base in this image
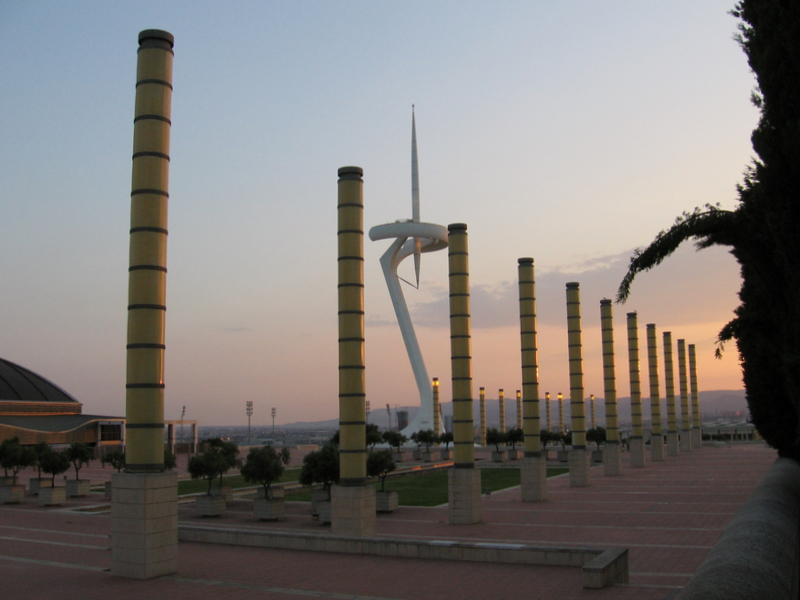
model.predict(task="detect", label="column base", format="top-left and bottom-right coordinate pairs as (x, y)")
top-left (691, 427), bottom-right (702, 449)
top-left (448, 467), bottom-right (482, 524)
top-left (629, 436), bottom-right (646, 468)
top-left (111, 471), bottom-right (178, 580)
top-left (651, 434), bottom-right (665, 462)
top-left (680, 429), bottom-right (692, 452)
top-left (331, 484), bottom-right (376, 537)
top-left (604, 441), bottom-right (622, 476)
top-left (666, 432), bottom-right (680, 457)
top-left (520, 454), bottom-right (547, 502)
top-left (569, 448), bottom-right (591, 487)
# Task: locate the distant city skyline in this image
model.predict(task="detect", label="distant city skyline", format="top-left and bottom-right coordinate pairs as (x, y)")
top-left (1, 1), bottom-right (751, 425)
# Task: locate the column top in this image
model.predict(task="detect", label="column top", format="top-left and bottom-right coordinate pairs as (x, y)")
top-left (600, 298), bottom-right (612, 306)
top-left (518, 257), bottom-right (534, 265)
top-left (138, 29), bottom-right (174, 49)
top-left (448, 223), bottom-right (467, 232)
top-left (627, 311), bottom-right (638, 317)
top-left (566, 282), bottom-right (580, 289)
top-left (338, 166), bottom-right (363, 180)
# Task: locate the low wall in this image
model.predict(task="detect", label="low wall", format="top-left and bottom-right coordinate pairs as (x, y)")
top-left (179, 524), bottom-right (627, 589)
top-left (678, 457), bottom-right (800, 600)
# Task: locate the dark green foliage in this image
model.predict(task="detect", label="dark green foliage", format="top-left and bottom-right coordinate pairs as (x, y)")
top-left (506, 428), bottom-right (524, 450)
top-left (366, 449), bottom-right (395, 492)
top-left (486, 428), bottom-right (506, 452)
top-left (617, 2), bottom-right (800, 459)
top-left (65, 443), bottom-right (93, 480)
top-left (381, 430), bottom-right (407, 450)
top-left (163, 449), bottom-right (177, 471)
top-left (204, 438), bottom-right (240, 486)
top-left (101, 449), bottom-right (126, 473)
top-left (365, 424), bottom-right (382, 450)
top-left (0, 437), bottom-right (37, 485)
top-left (586, 427), bottom-right (607, 450)
top-left (188, 449), bottom-right (230, 495)
top-left (299, 443), bottom-right (339, 499)
top-left (39, 447), bottom-right (70, 485)
top-left (415, 429), bottom-right (438, 452)
top-left (33, 441), bottom-right (50, 478)
top-left (439, 431), bottom-right (454, 449)
top-left (241, 445), bottom-right (291, 493)
top-left (540, 429), bottom-right (560, 449)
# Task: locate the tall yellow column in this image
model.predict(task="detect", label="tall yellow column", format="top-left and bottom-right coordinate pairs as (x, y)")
top-left (112, 29), bottom-right (177, 580)
top-left (479, 387), bottom-right (487, 446)
top-left (432, 378), bottom-right (441, 437)
top-left (647, 324), bottom-right (665, 461)
top-left (516, 390), bottom-right (523, 430)
top-left (677, 339), bottom-right (692, 452)
top-left (590, 395), bottom-right (596, 430)
top-left (689, 344), bottom-right (702, 448)
top-left (545, 392), bottom-right (551, 431)
top-left (558, 392), bottom-right (564, 433)
top-left (518, 257), bottom-right (546, 500)
top-left (600, 299), bottom-right (621, 475)
top-left (566, 283), bottom-right (589, 487)
top-left (626, 312), bottom-right (646, 467)
top-left (663, 331), bottom-right (680, 457)
top-left (332, 166), bottom-right (375, 536)
top-left (447, 223), bottom-right (481, 524)
top-left (498, 389), bottom-right (506, 434)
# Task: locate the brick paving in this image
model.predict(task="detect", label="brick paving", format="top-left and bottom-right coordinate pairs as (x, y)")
top-left (0, 443), bottom-right (777, 599)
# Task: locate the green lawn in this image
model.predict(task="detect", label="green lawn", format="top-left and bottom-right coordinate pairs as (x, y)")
top-left (178, 467), bottom-right (301, 496)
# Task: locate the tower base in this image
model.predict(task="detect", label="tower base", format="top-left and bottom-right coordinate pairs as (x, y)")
top-left (680, 430), bottom-right (692, 452)
top-left (520, 454), bottom-right (547, 502)
top-left (604, 441), bottom-right (622, 476)
top-left (111, 471), bottom-right (178, 579)
top-left (448, 467), bottom-right (482, 524)
top-left (651, 434), bottom-right (665, 462)
top-left (629, 436), bottom-right (646, 468)
top-left (691, 427), bottom-right (702, 449)
top-left (569, 448), bottom-right (591, 487)
top-left (666, 432), bottom-right (680, 457)
top-left (331, 484), bottom-right (376, 537)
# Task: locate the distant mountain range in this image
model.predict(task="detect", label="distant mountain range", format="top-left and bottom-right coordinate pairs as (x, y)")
top-left (282, 389), bottom-right (748, 430)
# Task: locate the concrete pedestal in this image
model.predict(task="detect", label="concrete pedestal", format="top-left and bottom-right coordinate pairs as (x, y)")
top-left (691, 427), bottom-right (702, 449)
top-left (680, 431), bottom-right (692, 453)
top-left (569, 448), bottom-right (591, 487)
top-left (651, 434), bottom-right (665, 462)
top-left (111, 472), bottom-right (178, 579)
top-left (448, 467), bottom-right (482, 524)
top-left (604, 442), bottom-right (622, 476)
top-left (520, 455), bottom-right (547, 502)
top-left (629, 437), bottom-right (646, 468)
top-left (331, 484), bottom-right (376, 537)
top-left (666, 432), bottom-right (680, 457)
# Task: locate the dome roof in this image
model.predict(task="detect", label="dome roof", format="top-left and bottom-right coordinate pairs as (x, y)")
top-left (0, 358), bottom-right (81, 405)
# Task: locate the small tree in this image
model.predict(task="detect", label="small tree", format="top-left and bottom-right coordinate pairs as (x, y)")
top-left (367, 449), bottom-right (395, 492)
top-left (0, 437), bottom-right (36, 485)
top-left (439, 431), bottom-right (454, 450)
top-left (365, 424), bottom-right (382, 451)
top-left (33, 441), bottom-right (50, 479)
top-left (486, 428), bottom-right (506, 452)
top-left (409, 431), bottom-right (421, 451)
top-left (506, 428), bottom-right (524, 450)
top-left (101, 449), bottom-right (126, 473)
top-left (188, 449), bottom-right (230, 495)
top-left (560, 432), bottom-right (573, 450)
top-left (164, 449), bottom-right (177, 471)
top-left (65, 443), bottom-right (93, 481)
top-left (205, 438), bottom-right (240, 487)
top-left (540, 429), bottom-right (557, 450)
top-left (299, 443), bottom-right (339, 500)
top-left (586, 427), bottom-right (607, 451)
top-left (241, 445), bottom-right (291, 495)
top-left (382, 430), bottom-right (407, 451)
top-left (415, 429), bottom-right (438, 452)
top-left (39, 447), bottom-right (70, 486)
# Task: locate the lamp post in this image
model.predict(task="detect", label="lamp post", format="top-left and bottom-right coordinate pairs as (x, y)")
top-left (271, 407), bottom-right (276, 437)
top-left (180, 405), bottom-right (186, 452)
top-left (246, 401), bottom-right (253, 446)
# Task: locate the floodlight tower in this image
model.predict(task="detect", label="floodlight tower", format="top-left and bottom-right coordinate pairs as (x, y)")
top-left (246, 401), bottom-right (253, 446)
top-left (369, 107), bottom-right (448, 437)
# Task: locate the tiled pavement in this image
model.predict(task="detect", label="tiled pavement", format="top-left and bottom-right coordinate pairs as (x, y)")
top-left (0, 443), bottom-right (777, 599)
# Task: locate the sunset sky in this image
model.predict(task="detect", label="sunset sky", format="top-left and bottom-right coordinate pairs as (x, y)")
top-left (1, 1), bottom-right (754, 426)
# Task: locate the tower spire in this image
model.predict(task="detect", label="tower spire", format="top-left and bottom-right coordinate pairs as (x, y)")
top-left (412, 105), bottom-right (421, 286)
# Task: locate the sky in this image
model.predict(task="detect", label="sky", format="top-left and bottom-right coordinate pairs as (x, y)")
top-left (1, 1), bottom-right (756, 426)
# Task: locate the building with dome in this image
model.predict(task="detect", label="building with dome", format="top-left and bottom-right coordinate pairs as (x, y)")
top-left (0, 357), bottom-right (124, 450)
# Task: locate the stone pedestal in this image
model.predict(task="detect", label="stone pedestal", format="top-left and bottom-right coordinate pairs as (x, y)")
top-left (29, 478), bottom-right (53, 496)
top-left (331, 484), bottom-right (376, 537)
top-left (66, 479), bottom-right (91, 497)
top-left (38, 486), bottom-right (66, 506)
top-left (604, 442), bottom-right (622, 476)
top-left (254, 497), bottom-right (285, 521)
top-left (629, 437), bottom-right (646, 468)
top-left (520, 455), bottom-right (547, 502)
top-left (448, 467), bottom-right (482, 524)
top-left (0, 485), bottom-right (24, 504)
top-left (375, 490), bottom-right (399, 513)
top-left (691, 427), bottom-right (702, 449)
top-left (666, 432), bottom-right (680, 457)
top-left (680, 431), bottom-right (692, 453)
top-left (569, 448), bottom-right (591, 487)
top-left (650, 434), bottom-right (665, 462)
top-left (111, 472), bottom-right (178, 580)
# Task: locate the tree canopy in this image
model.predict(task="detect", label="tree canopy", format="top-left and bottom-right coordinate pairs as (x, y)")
top-left (617, 1), bottom-right (800, 459)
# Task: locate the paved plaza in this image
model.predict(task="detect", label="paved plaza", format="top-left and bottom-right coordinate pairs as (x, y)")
top-left (0, 443), bottom-right (776, 599)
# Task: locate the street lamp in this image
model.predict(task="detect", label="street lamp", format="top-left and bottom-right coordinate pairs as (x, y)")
top-left (271, 407), bottom-right (276, 437)
top-left (246, 401), bottom-right (254, 446)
